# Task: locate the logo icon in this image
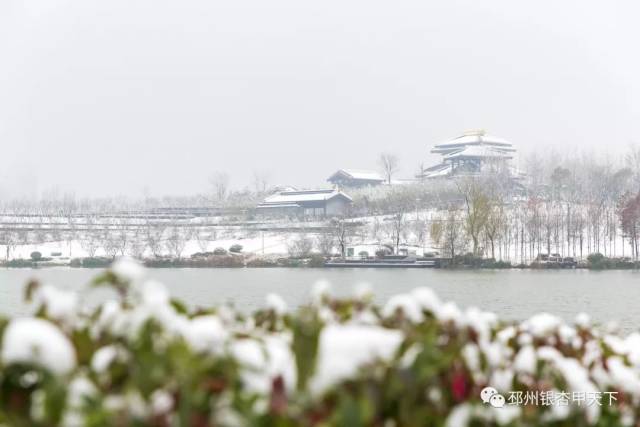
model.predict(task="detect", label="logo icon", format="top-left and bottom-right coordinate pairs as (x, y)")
top-left (480, 387), bottom-right (505, 408)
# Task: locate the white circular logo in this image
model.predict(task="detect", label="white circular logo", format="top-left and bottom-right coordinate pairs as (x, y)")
top-left (489, 394), bottom-right (506, 408)
top-left (480, 386), bottom-right (498, 403)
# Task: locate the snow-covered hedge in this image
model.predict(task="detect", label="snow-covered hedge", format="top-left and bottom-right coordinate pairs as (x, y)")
top-left (0, 260), bottom-right (638, 426)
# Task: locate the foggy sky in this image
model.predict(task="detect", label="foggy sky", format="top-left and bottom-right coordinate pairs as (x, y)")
top-left (1, 0), bottom-right (639, 198)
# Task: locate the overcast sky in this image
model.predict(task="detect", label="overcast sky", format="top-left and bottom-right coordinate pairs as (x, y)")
top-left (1, 0), bottom-right (639, 198)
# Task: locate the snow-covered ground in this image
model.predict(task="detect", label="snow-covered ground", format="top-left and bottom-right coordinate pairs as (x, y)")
top-left (1, 207), bottom-right (635, 262)
top-left (5, 233), bottom-right (293, 261)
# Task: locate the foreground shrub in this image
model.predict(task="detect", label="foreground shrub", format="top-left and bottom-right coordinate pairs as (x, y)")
top-left (0, 259), bottom-right (638, 425)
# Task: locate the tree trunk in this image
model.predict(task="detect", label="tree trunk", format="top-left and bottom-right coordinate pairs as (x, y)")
top-left (491, 239), bottom-right (495, 260)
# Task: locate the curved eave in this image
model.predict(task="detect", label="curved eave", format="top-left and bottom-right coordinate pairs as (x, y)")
top-left (444, 154), bottom-right (513, 160)
top-left (432, 144), bottom-right (516, 155)
top-left (434, 134), bottom-right (512, 147)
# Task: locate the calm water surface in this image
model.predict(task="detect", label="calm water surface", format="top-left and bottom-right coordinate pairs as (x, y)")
top-left (1, 268), bottom-right (639, 331)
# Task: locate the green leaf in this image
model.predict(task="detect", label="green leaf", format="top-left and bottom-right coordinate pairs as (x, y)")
top-left (291, 308), bottom-right (322, 391)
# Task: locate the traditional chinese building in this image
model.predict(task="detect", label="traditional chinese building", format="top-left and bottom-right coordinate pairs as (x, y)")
top-left (418, 130), bottom-right (517, 179)
top-left (256, 189), bottom-right (352, 217)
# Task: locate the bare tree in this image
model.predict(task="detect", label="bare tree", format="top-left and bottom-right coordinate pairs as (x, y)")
top-left (80, 232), bottom-right (101, 258)
top-left (386, 213), bottom-right (407, 254)
top-left (457, 179), bottom-right (490, 256)
top-left (315, 230), bottom-right (335, 256)
top-left (431, 207), bottom-right (466, 259)
top-left (330, 218), bottom-right (356, 258)
top-left (619, 192), bottom-right (640, 259)
top-left (411, 219), bottom-right (427, 248)
top-left (484, 204), bottom-right (504, 260)
top-left (103, 229), bottom-right (120, 259)
top-left (287, 233), bottom-right (314, 258)
top-left (165, 226), bottom-right (188, 259)
top-left (80, 213), bottom-right (101, 257)
top-left (625, 144), bottom-right (640, 189)
top-left (209, 172), bottom-right (230, 203)
top-left (195, 226), bottom-right (214, 252)
top-left (382, 189), bottom-right (414, 252)
top-left (378, 152), bottom-right (399, 185)
top-left (144, 221), bottom-right (165, 258)
top-left (252, 170), bottom-right (271, 195)
top-left (128, 226), bottom-right (147, 259)
top-left (0, 230), bottom-right (18, 260)
top-left (115, 219), bottom-right (130, 256)
top-left (369, 217), bottom-right (384, 245)
top-left (61, 192), bottom-right (77, 257)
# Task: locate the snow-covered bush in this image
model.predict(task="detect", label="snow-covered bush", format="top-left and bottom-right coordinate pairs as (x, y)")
top-left (0, 259), bottom-right (638, 426)
top-left (229, 244), bottom-right (243, 253)
top-left (286, 234), bottom-right (314, 258)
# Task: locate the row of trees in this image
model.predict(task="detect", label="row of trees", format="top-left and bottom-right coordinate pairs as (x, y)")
top-left (342, 147), bottom-right (640, 263)
top-left (425, 149), bottom-right (640, 262)
top-left (2, 147), bottom-right (640, 262)
top-left (0, 216), bottom-right (231, 260)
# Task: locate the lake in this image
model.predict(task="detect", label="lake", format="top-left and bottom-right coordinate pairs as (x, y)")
top-left (1, 268), bottom-right (639, 331)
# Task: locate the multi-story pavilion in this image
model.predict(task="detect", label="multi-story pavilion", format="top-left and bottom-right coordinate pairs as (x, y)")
top-left (418, 130), bottom-right (517, 179)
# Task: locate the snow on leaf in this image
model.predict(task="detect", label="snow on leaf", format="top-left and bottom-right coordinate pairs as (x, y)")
top-left (382, 294), bottom-right (424, 323)
top-left (182, 315), bottom-right (228, 353)
top-left (265, 293), bottom-right (288, 315)
top-left (111, 257), bottom-right (146, 283)
top-left (309, 324), bottom-right (403, 394)
top-left (1, 317), bottom-right (76, 375)
top-left (33, 284), bottom-right (78, 324)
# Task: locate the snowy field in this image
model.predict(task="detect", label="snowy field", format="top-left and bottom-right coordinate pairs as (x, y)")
top-left (0, 210), bottom-right (440, 261)
top-left (0, 205), bottom-right (635, 263)
top-left (4, 233), bottom-right (292, 260)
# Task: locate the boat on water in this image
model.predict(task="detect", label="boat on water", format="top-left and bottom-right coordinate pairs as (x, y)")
top-left (324, 255), bottom-right (443, 268)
